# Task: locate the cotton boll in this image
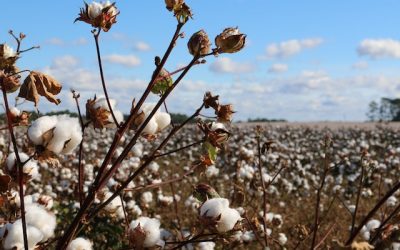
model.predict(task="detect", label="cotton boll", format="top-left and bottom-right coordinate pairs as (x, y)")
top-left (142, 118), bottom-right (158, 135)
top-left (3, 220), bottom-right (43, 250)
top-left (25, 203), bottom-right (56, 241)
top-left (129, 217), bottom-right (162, 248)
top-left (198, 242), bottom-right (216, 250)
top-left (131, 143), bottom-right (143, 157)
top-left (278, 233), bottom-right (287, 245)
top-left (28, 116), bottom-right (58, 145)
top-left (205, 165), bottom-right (219, 178)
top-left (46, 116), bottom-right (82, 154)
top-left (87, 1), bottom-right (103, 19)
top-left (148, 162), bottom-right (160, 173)
top-left (28, 115), bottom-right (82, 155)
top-left (6, 153), bottom-right (39, 180)
top-left (141, 191), bottom-right (153, 205)
top-left (154, 112), bottom-right (171, 131)
top-left (92, 97), bottom-right (124, 128)
top-left (200, 198), bottom-right (241, 233)
top-left (217, 206), bottom-right (241, 233)
top-left (241, 231), bottom-right (255, 242)
top-left (366, 219), bottom-right (380, 231)
top-left (200, 198), bottom-right (229, 218)
top-left (66, 237), bottom-right (93, 250)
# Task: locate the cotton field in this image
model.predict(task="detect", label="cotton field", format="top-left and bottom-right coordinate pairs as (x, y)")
top-left (2, 122), bottom-right (400, 249)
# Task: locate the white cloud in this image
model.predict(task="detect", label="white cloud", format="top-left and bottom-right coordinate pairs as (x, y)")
top-left (358, 39), bottom-right (400, 59)
top-left (265, 38), bottom-right (323, 59)
top-left (209, 57), bottom-right (255, 74)
top-left (46, 37), bottom-right (88, 46)
top-left (352, 61), bottom-right (369, 70)
top-left (134, 41), bottom-right (151, 51)
top-left (268, 63), bottom-right (288, 73)
top-left (46, 38), bottom-right (65, 46)
top-left (103, 54), bottom-right (141, 67)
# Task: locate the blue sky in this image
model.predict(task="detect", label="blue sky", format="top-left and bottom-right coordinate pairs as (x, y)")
top-left (2, 0), bottom-right (400, 121)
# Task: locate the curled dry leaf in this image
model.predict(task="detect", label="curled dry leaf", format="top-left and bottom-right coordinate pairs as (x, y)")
top-left (86, 96), bottom-right (112, 129)
top-left (18, 71), bottom-right (62, 106)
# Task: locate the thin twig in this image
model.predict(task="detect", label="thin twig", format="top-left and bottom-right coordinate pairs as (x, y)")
top-left (350, 155), bottom-right (365, 235)
top-left (314, 222), bottom-right (337, 249)
top-left (72, 90), bottom-right (86, 205)
top-left (1, 80), bottom-right (28, 250)
top-left (93, 29), bottom-right (120, 128)
top-left (256, 127), bottom-right (268, 247)
top-left (310, 136), bottom-right (331, 250)
top-left (154, 140), bottom-right (204, 159)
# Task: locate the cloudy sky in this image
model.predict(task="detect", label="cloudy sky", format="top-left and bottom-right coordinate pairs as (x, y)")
top-left (3, 0), bottom-right (400, 121)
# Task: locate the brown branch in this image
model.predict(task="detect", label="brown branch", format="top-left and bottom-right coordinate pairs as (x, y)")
top-left (1, 80), bottom-right (28, 250)
top-left (93, 28), bottom-right (120, 128)
top-left (256, 127), bottom-right (268, 247)
top-left (351, 155), bottom-right (366, 237)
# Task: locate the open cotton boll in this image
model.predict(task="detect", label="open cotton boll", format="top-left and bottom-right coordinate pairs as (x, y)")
top-left (200, 198), bottom-right (229, 218)
top-left (3, 44), bottom-right (16, 59)
top-left (87, 1), bottom-right (103, 19)
top-left (200, 198), bottom-right (241, 233)
top-left (28, 116), bottom-right (58, 145)
top-left (129, 217), bottom-right (163, 248)
top-left (46, 116), bottom-right (82, 154)
top-left (28, 115), bottom-right (82, 154)
top-left (154, 112), bottom-right (171, 131)
top-left (66, 237), bottom-right (93, 250)
top-left (198, 242), bottom-right (216, 250)
top-left (366, 219), bottom-right (380, 231)
top-left (142, 118), bottom-right (158, 135)
top-left (3, 220), bottom-right (43, 250)
top-left (25, 203), bottom-right (56, 241)
top-left (278, 233), bottom-right (287, 245)
top-left (6, 153), bottom-right (39, 179)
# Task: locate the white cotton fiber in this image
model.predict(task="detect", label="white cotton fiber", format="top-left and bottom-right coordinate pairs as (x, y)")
top-left (155, 112), bottom-right (171, 131)
top-left (129, 217), bottom-right (162, 248)
top-left (25, 203), bottom-right (56, 241)
top-left (28, 116), bottom-right (58, 145)
top-left (28, 115), bottom-right (82, 155)
top-left (66, 237), bottom-right (93, 250)
top-left (6, 152), bottom-right (39, 179)
top-left (3, 220), bottom-right (43, 250)
top-left (200, 198), bottom-right (241, 233)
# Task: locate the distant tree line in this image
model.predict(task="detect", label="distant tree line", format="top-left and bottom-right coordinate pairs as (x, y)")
top-left (247, 118), bottom-right (287, 123)
top-left (367, 98), bottom-right (400, 121)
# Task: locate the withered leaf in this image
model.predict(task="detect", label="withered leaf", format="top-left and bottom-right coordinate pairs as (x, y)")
top-left (0, 175), bottom-right (11, 193)
top-left (18, 71), bottom-right (62, 106)
top-left (86, 96), bottom-right (112, 129)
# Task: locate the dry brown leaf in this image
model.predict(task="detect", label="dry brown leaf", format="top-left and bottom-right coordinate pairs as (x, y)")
top-left (86, 96), bottom-right (112, 129)
top-left (18, 71), bottom-right (62, 106)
